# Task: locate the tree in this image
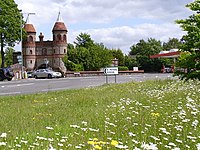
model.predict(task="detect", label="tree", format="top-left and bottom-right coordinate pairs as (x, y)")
top-left (5, 47), bottom-right (14, 67)
top-left (175, 0), bottom-right (200, 80)
top-left (0, 0), bottom-right (22, 68)
top-left (74, 32), bottom-right (94, 49)
top-left (66, 33), bottom-right (112, 71)
top-left (109, 49), bottom-right (125, 66)
top-left (129, 38), bottom-right (163, 72)
top-left (163, 38), bottom-right (182, 51)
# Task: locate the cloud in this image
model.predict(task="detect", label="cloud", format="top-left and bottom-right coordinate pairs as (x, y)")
top-left (15, 0), bottom-right (193, 54)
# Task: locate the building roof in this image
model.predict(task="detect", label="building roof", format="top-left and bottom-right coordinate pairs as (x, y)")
top-left (52, 11), bottom-right (67, 32)
top-left (24, 24), bottom-right (36, 33)
top-left (150, 49), bottom-right (181, 58)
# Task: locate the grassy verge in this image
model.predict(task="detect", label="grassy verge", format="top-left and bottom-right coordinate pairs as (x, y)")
top-left (0, 79), bottom-right (200, 149)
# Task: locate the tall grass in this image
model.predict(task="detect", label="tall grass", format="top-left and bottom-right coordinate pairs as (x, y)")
top-left (0, 79), bottom-right (200, 149)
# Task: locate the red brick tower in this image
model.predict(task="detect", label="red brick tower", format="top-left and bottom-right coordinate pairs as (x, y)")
top-left (52, 12), bottom-right (68, 73)
top-left (23, 21), bottom-right (36, 70)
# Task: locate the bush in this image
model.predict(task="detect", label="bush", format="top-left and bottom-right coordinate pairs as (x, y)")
top-left (118, 66), bottom-right (129, 71)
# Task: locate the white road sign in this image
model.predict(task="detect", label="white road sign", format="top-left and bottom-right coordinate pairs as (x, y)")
top-left (104, 67), bottom-right (118, 75)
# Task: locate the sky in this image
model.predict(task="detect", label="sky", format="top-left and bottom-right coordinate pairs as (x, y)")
top-left (14, 0), bottom-right (193, 54)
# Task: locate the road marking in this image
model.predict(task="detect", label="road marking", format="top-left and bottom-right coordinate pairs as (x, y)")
top-left (6, 83), bottom-right (34, 88)
top-left (0, 92), bottom-right (21, 96)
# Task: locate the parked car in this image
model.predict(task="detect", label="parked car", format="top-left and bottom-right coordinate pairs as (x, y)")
top-left (32, 69), bottom-right (62, 79)
top-left (27, 71), bottom-right (33, 78)
top-left (0, 67), bottom-right (14, 81)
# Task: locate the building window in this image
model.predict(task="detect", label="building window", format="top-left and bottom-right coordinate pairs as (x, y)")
top-left (42, 48), bottom-right (47, 55)
top-left (64, 49), bottom-right (66, 53)
top-left (54, 49), bottom-right (56, 54)
top-left (63, 34), bottom-right (66, 41)
top-left (30, 50), bottom-right (32, 55)
top-left (30, 60), bottom-right (32, 64)
top-left (29, 36), bottom-right (33, 42)
top-left (57, 34), bottom-right (61, 41)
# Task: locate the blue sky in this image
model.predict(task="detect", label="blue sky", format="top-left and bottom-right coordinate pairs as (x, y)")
top-left (15, 0), bottom-right (193, 54)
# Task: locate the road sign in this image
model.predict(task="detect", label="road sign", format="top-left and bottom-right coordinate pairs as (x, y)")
top-left (104, 67), bottom-right (118, 75)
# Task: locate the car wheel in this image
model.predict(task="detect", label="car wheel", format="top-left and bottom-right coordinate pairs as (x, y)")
top-left (7, 78), bottom-right (12, 81)
top-left (48, 74), bottom-right (52, 79)
top-left (34, 75), bottom-right (38, 79)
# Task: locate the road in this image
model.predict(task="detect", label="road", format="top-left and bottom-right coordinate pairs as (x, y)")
top-left (0, 73), bottom-right (175, 96)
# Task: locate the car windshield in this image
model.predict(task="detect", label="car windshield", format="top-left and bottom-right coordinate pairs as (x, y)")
top-left (45, 69), bottom-right (52, 72)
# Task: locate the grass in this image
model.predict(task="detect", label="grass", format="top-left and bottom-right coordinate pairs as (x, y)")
top-left (0, 79), bottom-right (200, 149)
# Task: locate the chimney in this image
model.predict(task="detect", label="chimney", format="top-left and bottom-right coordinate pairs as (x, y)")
top-left (39, 32), bottom-right (44, 42)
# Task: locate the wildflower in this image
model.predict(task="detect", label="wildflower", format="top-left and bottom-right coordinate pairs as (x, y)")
top-left (88, 141), bottom-right (95, 145)
top-left (75, 145), bottom-right (82, 149)
top-left (81, 121), bottom-right (88, 126)
top-left (111, 140), bottom-right (119, 146)
top-left (151, 112), bottom-right (160, 117)
top-left (49, 144), bottom-right (56, 150)
top-left (0, 142), bottom-right (6, 146)
top-left (94, 145), bottom-right (102, 149)
top-left (58, 143), bottom-right (63, 147)
top-left (0, 133), bottom-right (7, 138)
top-left (196, 143), bottom-right (200, 150)
top-left (46, 126), bottom-right (54, 130)
top-left (115, 144), bottom-right (128, 149)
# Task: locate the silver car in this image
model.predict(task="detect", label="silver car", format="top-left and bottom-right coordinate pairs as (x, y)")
top-left (32, 69), bottom-right (62, 79)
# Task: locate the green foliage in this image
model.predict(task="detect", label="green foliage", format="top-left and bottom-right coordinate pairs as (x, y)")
top-left (175, 0), bottom-right (200, 80)
top-left (174, 51), bottom-right (200, 80)
top-left (163, 38), bottom-right (182, 51)
top-left (5, 47), bottom-right (15, 67)
top-left (118, 66), bottom-right (129, 71)
top-left (129, 38), bottom-right (163, 72)
top-left (0, 0), bottom-right (22, 67)
top-left (109, 49), bottom-right (125, 66)
top-left (62, 54), bottom-right (84, 71)
top-left (124, 55), bottom-right (138, 70)
top-left (66, 33), bottom-right (112, 71)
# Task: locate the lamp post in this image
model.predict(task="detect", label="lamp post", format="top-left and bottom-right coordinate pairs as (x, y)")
top-left (20, 12), bottom-right (35, 78)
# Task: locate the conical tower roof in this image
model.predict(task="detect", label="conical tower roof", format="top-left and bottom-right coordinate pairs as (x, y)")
top-left (52, 11), bottom-right (67, 32)
top-left (24, 24), bottom-right (36, 33)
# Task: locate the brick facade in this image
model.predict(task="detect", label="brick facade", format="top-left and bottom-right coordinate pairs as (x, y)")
top-left (22, 13), bottom-right (68, 73)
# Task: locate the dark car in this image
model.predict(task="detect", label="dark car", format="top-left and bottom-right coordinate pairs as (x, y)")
top-left (0, 68), bottom-right (14, 81)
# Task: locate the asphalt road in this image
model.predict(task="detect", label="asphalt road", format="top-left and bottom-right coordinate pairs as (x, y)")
top-left (0, 73), bottom-right (175, 96)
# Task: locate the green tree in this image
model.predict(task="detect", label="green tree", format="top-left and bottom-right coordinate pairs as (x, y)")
top-left (5, 47), bottom-right (14, 67)
top-left (66, 33), bottom-right (112, 71)
top-left (0, 0), bottom-right (22, 68)
top-left (74, 32), bottom-right (94, 49)
top-left (129, 38), bottom-right (163, 72)
top-left (163, 38), bottom-right (182, 51)
top-left (176, 0), bottom-right (200, 80)
top-left (109, 49), bottom-right (125, 66)
top-left (124, 55), bottom-right (138, 70)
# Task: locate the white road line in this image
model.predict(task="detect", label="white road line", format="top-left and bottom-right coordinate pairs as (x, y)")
top-left (0, 92), bottom-right (21, 96)
top-left (6, 83), bottom-right (34, 88)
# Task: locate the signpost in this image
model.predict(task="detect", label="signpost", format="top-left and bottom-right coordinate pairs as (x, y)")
top-left (104, 67), bottom-right (118, 84)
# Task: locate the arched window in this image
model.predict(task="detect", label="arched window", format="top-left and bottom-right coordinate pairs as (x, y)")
top-left (57, 34), bottom-right (61, 41)
top-left (64, 49), bottom-right (66, 53)
top-left (30, 50), bottom-right (33, 55)
top-left (63, 34), bottom-right (66, 41)
top-left (29, 36), bottom-right (33, 42)
top-left (42, 48), bottom-right (47, 55)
